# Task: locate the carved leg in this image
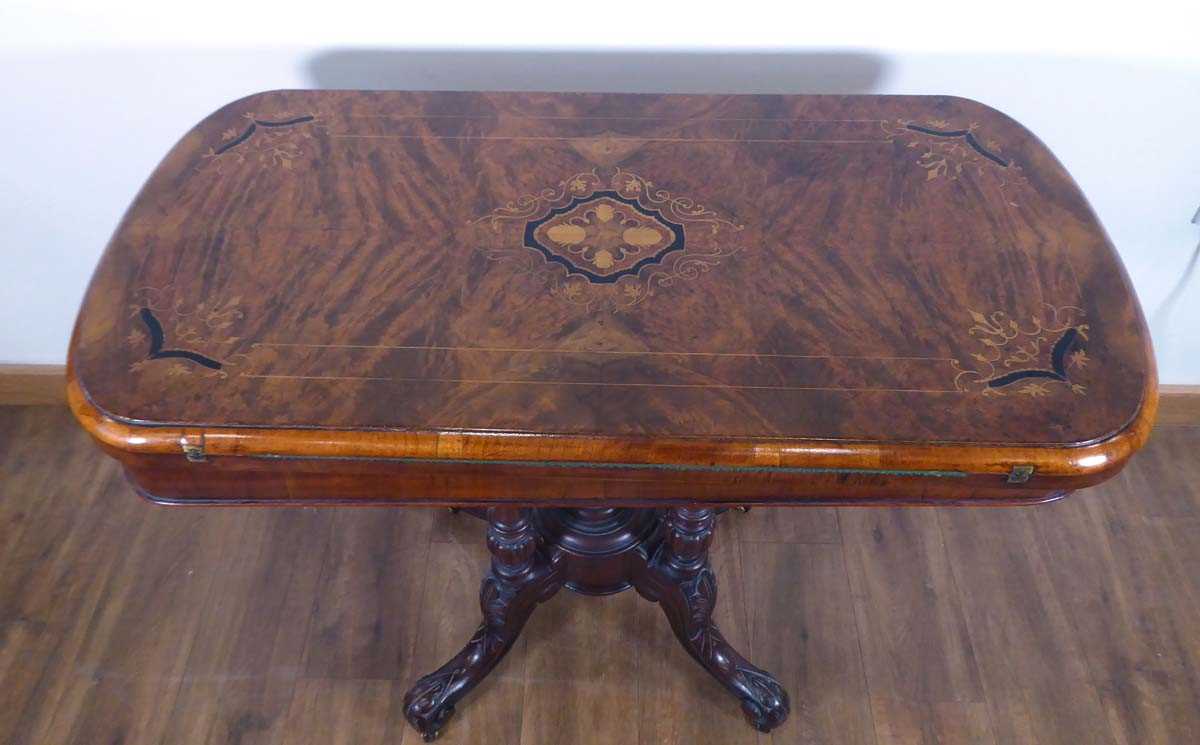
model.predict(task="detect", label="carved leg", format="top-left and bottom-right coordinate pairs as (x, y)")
top-left (403, 508), bottom-right (563, 741)
top-left (633, 508), bottom-right (789, 732)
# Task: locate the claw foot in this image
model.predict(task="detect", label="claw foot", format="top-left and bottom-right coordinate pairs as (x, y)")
top-left (735, 667), bottom-right (790, 732)
top-left (403, 668), bottom-right (461, 741)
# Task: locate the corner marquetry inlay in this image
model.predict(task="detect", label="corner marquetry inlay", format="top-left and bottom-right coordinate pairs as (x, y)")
top-left (952, 305), bottom-right (1090, 397)
top-left (126, 287), bottom-right (246, 378)
top-left (199, 113), bottom-right (317, 171)
top-left (881, 119), bottom-right (1027, 203)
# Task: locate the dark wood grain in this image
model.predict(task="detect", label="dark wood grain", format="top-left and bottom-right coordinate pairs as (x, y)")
top-left (936, 507), bottom-right (1116, 744)
top-left (841, 508), bottom-right (992, 743)
top-left (302, 508), bottom-right (431, 680)
top-left (67, 91), bottom-right (1155, 505)
top-left (745, 540), bottom-right (876, 744)
top-left (0, 410), bottom-right (147, 745)
top-left (159, 509), bottom-right (332, 745)
top-left (277, 679), bottom-right (397, 745)
top-left (519, 591), bottom-right (643, 744)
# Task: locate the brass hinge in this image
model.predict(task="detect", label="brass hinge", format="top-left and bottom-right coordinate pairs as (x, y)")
top-left (180, 433), bottom-right (207, 463)
top-left (1006, 464), bottom-right (1035, 484)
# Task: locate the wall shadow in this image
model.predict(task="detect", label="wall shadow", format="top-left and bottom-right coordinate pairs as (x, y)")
top-left (305, 48), bottom-right (887, 94)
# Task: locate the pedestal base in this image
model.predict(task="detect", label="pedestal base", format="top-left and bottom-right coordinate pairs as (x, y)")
top-left (403, 507), bottom-right (789, 741)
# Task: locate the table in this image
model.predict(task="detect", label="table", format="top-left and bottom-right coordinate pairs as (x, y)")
top-left (68, 91), bottom-right (1156, 741)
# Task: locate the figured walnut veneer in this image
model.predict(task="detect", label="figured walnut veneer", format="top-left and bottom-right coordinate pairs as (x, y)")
top-left (68, 91), bottom-right (1156, 505)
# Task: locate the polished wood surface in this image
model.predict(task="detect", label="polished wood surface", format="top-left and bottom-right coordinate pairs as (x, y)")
top-left (35, 359), bottom-right (1200, 433)
top-left (68, 91), bottom-right (1155, 503)
top-left (6, 405), bottom-right (1200, 745)
top-left (21, 365), bottom-right (1200, 426)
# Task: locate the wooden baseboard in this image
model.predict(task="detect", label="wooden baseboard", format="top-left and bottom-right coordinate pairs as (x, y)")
top-left (1157, 385), bottom-right (1200, 426)
top-left (3, 364), bottom-right (1199, 425)
top-left (0, 365), bottom-right (69, 405)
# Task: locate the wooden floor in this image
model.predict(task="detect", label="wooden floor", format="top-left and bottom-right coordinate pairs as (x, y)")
top-left (2, 406), bottom-right (1199, 745)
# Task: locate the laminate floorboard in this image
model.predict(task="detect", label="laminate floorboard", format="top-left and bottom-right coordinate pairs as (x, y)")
top-left (2, 406), bottom-right (1197, 744)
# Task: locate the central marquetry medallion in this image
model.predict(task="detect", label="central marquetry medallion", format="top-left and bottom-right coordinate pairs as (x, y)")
top-left (525, 193), bottom-right (684, 283)
top-left (473, 168), bottom-right (744, 309)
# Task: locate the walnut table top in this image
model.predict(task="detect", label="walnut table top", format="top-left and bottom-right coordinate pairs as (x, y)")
top-left (68, 91), bottom-right (1156, 506)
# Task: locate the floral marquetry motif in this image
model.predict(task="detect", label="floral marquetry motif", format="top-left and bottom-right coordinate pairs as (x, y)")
top-left (473, 168), bottom-right (744, 309)
top-left (199, 113), bottom-right (317, 173)
top-left (125, 287), bottom-right (248, 378)
top-left (951, 305), bottom-right (1090, 397)
top-left (881, 118), bottom-right (1028, 204)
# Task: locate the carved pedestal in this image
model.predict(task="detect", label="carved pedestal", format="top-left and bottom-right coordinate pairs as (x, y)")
top-left (402, 507), bottom-right (789, 741)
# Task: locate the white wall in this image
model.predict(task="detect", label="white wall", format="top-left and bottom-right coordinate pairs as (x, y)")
top-left (3, 1), bottom-right (1198, 382)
